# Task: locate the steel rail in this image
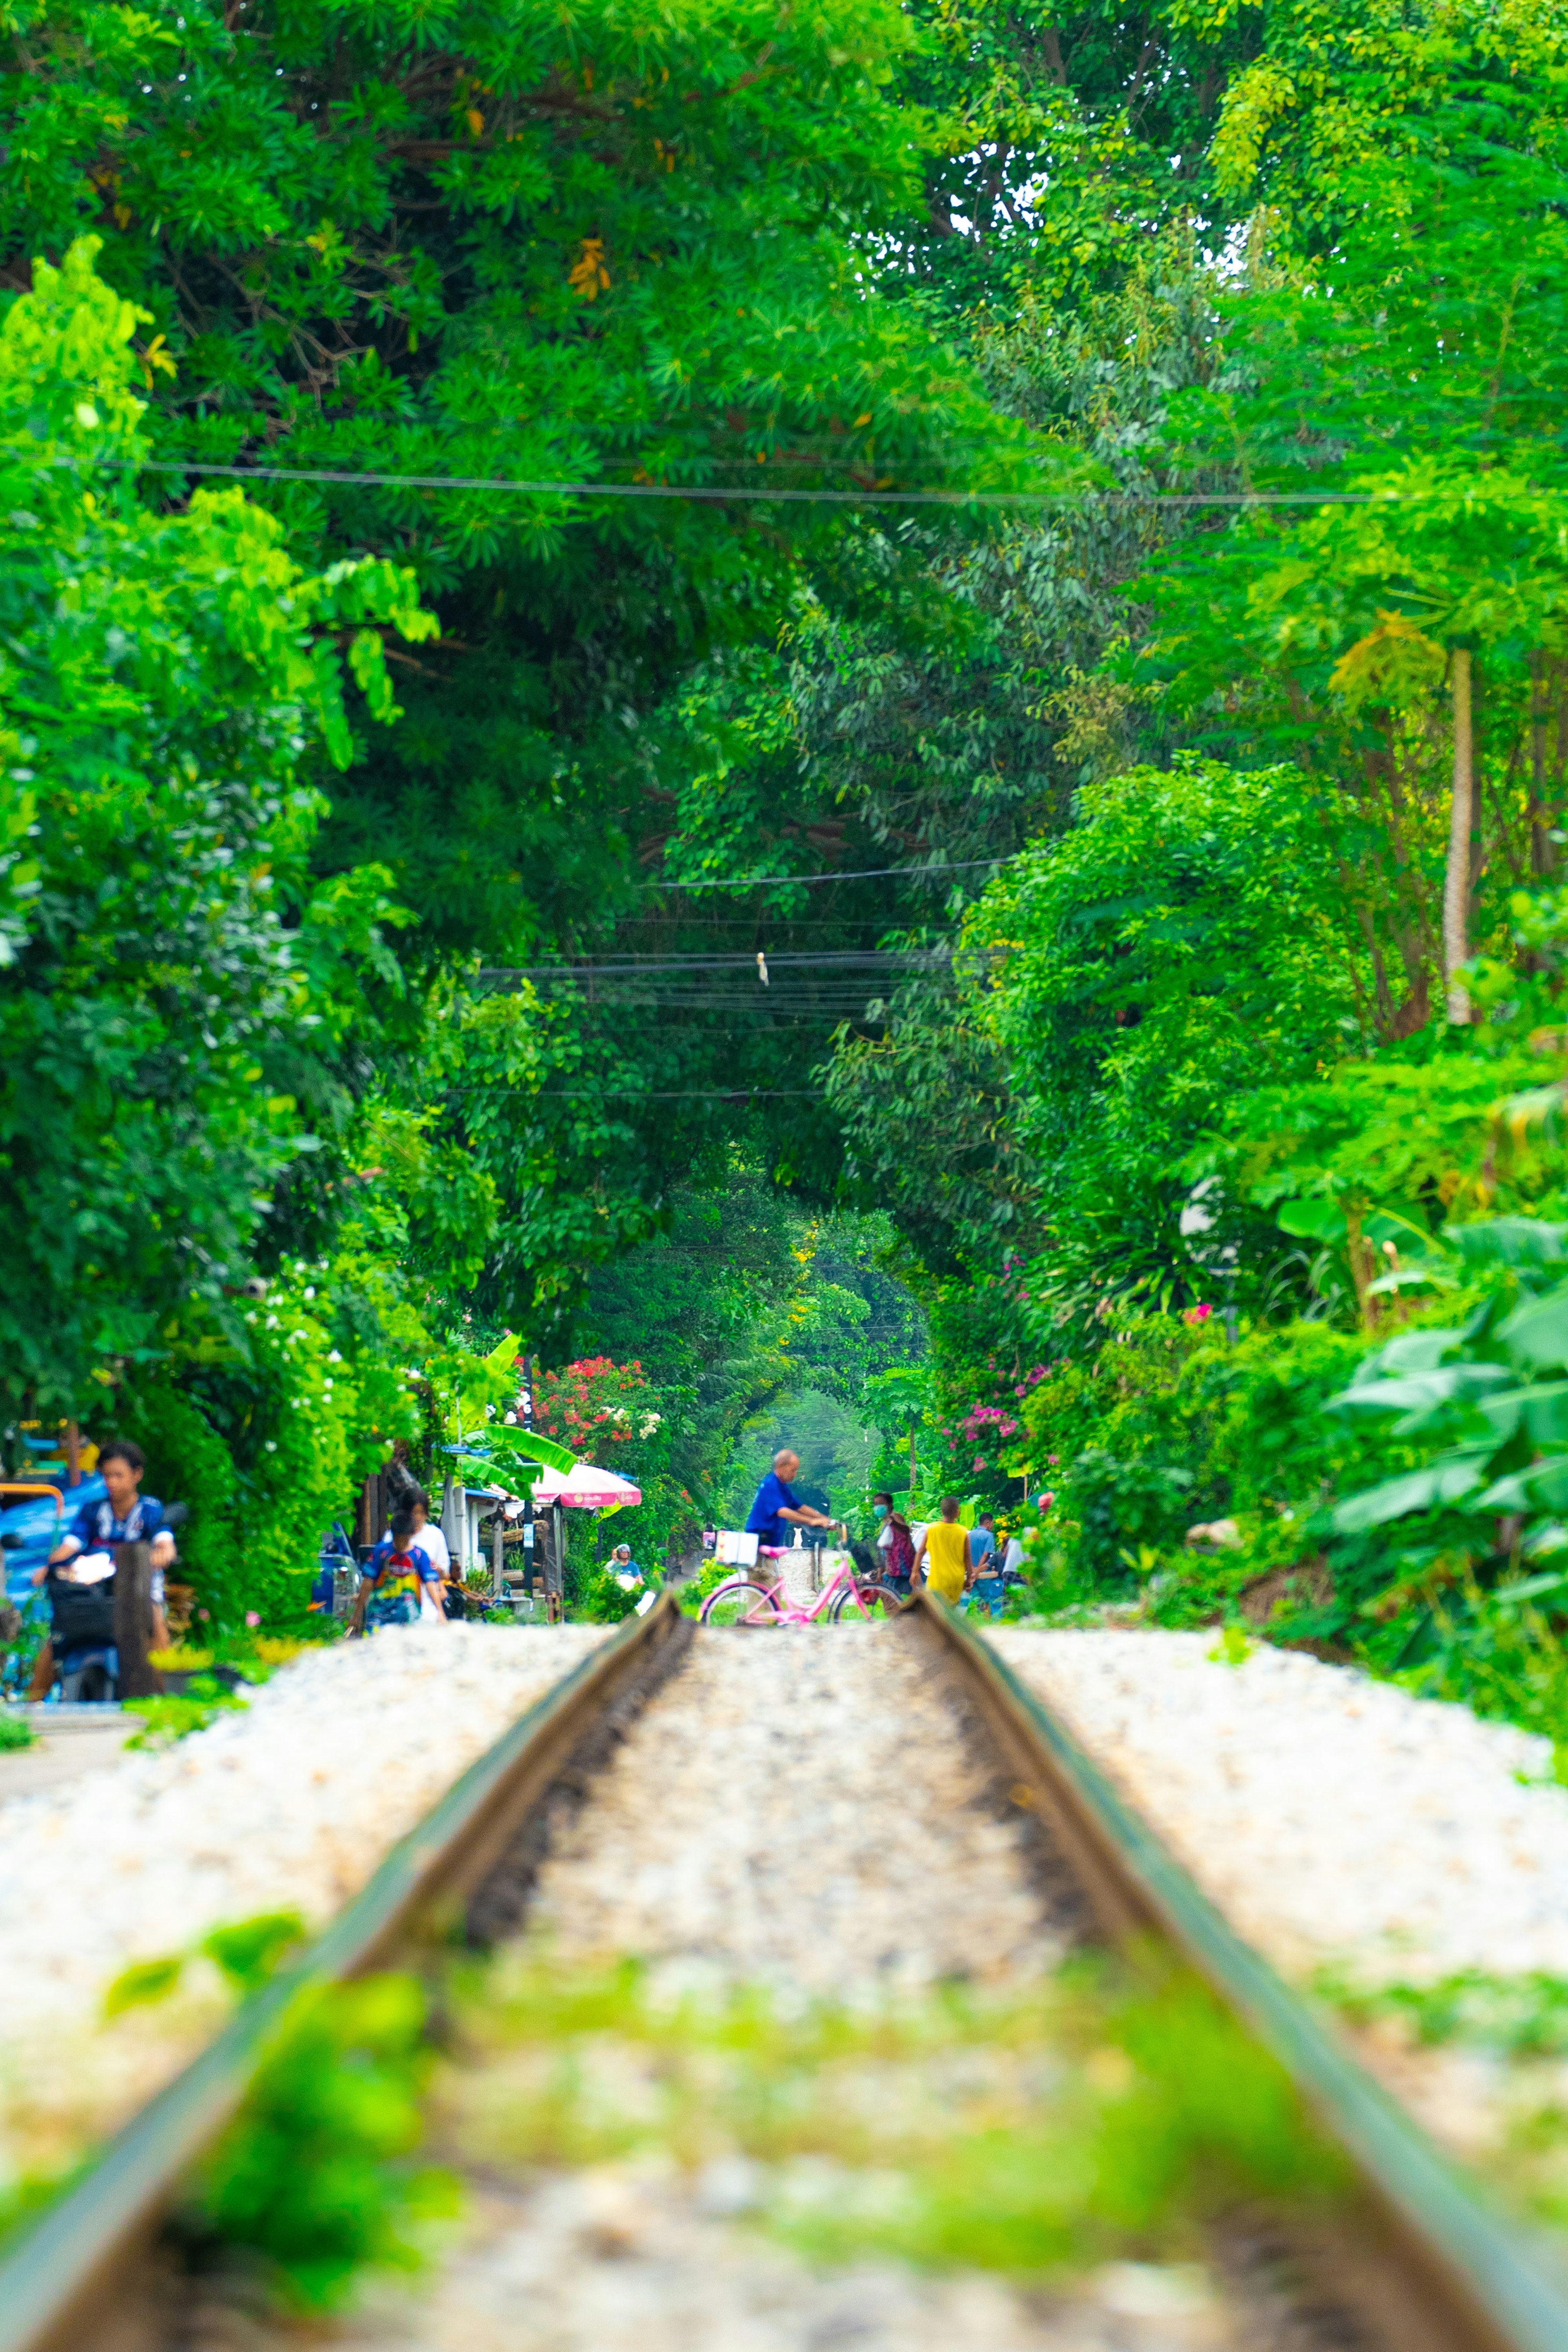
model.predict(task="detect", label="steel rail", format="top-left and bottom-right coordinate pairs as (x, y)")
top-left (911, 1591), bottom-right (1568, 2352)
top-left (0, 1594), bottom-right (688, 2352)
top-left (8, 1588), bottom-right (1568, 2352)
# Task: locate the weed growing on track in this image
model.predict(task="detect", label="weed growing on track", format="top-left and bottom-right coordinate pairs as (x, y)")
top-left (125, 1641), bottom-right (316, 1749)
top-left (0, 1710), bottom-right (35, 1750)
top-left (183, 1975), bottom-right (460, 2311)
top-left (97, 1912), bottom-right (459, 2311)
top-left (439, 1947), bottom-right (1350, 2278)
top-left (1330, 1967), bottom-right (1568, 2060)
top-left (1326, 1964), bottom-right (1568, 2233)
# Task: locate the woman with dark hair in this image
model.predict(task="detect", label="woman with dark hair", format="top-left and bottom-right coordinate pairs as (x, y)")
top-left (870, 1492), bottom-right (915, 1595)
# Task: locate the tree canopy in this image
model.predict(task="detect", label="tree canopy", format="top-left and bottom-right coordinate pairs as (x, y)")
top-left (16, 0), bottom-right (1568, 1708)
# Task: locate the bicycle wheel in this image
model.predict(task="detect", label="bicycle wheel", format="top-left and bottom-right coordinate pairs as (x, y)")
top-left (831, 1581), bottom-right (905, 1624)
top-left (701, 1579), bottom-right (784, 1627)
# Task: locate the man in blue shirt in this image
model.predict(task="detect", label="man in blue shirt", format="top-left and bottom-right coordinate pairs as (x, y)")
top-left (967, 1513), bottom-right (1006, 1619)
top-left (745, 1449), bottom-right (844, 1549)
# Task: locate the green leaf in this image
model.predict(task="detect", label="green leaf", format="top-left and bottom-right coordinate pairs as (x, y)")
top-left (203, 1910), bottom-right (308, 1993)
top-left (104, 1954), bottom-right (184, 2017)
top-left (1499, 1285), bottom-right (1568, 1373)
top-left (1331, 1451), bottom-right (1490, 1533)
top-left (455, 1426), bottom-right (576, 1476)
top-left (1278, 1199), bottom-right (1349, 1243)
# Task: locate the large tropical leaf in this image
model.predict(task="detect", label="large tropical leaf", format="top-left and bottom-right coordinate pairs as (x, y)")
top-left (1330, 1450), bottom-right (1491, 1533)
top-left (1499, 1284), bottom-right (1568, 1373)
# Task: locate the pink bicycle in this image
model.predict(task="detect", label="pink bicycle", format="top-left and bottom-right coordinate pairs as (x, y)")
top-left (699, 1548), bottom-right (905, 1626)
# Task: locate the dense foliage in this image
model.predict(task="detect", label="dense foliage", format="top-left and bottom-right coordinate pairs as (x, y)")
top-left (13, 0), bottom-right (1568, 1739)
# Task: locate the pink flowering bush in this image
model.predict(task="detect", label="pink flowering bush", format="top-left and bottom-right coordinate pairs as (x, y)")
top-left (525, 1356), bottom-right (668, 1459)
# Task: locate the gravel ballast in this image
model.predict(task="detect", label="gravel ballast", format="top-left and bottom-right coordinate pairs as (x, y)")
top-left (988, 1627), bottom-right (1568, 1987)
top-left (0, 1624), bottom-right (607, 2176)
top-left (201, 1628), bottom-right (1332, 2352)
top-left (525, 1624), bottom-right (1069, 1995)
top-left (231, 2173), bottom-right (1245, 2352)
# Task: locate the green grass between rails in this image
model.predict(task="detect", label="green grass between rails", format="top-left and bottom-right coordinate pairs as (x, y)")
top-left (437, 1947), bottom-right (1350, 2281)
top-left (6, 1934), bottom-right (1354, 2318)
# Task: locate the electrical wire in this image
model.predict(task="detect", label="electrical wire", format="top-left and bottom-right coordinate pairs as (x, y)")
top-left (116, 456), bottom-right (1476, 507)
top-left (637, 860), bottom-right (1002, 892)
top-left (442, 1096), bottom-right (822, 1105)
top-left (478, 949), bottom-right (942, 980)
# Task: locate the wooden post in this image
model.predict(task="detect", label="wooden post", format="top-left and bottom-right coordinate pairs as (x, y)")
top-left (65, 1420), bottom-right (80, 1490)
top-left (114, 1542), bottom-right (164, 1700)
top-left (1445, 647), bottom-right (1474, 1023)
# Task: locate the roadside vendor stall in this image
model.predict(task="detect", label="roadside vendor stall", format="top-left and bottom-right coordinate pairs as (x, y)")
top-left (499, 1460), bottom-right (643, 1605)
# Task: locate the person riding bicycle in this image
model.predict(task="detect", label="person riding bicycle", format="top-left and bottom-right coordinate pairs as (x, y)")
top-left (744, 1450), bottom-right (844, 1552)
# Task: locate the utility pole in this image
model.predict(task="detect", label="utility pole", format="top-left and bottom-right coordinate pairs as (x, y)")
top-left (520, 1352), bottom-right (548, 1616)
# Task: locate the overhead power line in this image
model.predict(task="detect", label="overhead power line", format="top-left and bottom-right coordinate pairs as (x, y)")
top-left (119, 456), bottom-right (1480, 508)
top-left (479, 949), bottom-right (943, 980)
top-left (443, 1087), bottom-right (820, 1099)
top-left (639, 858), bottom-right (1002, 892)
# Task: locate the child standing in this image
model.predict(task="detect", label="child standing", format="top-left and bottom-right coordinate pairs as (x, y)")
top-left (352, 1510), bottom-right (442, 1633)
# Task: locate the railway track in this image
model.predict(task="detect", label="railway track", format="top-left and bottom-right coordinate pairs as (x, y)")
top-left (1, 1592), bottom-right (1566, 2352)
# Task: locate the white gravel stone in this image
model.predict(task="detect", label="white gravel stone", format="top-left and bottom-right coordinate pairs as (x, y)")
top-left (231, 2170), bottom-right (1241, 2352)
top-left (989, 1627), bottom-right (1568, 1987)
top-left (527, 1626), bottom-right (1064, 1996)
top-left (0, 1624), bottom-right (607, 2172)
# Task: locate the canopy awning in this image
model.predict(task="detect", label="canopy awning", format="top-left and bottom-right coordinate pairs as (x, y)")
top-left (525, 1459), bottom-right (642, 1509)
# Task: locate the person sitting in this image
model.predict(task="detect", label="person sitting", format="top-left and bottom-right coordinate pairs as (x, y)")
top-left (609, 1542), bottom-right (645, 1588)
top-left (31, 1439), bottom-right (176, 1692)
top-left (912, 1495), bottom-right (971, 1606)
top-left (745, 1449), bottom-right (844, 1553)
top-left (352, 1510), bottom-right (441, 1633)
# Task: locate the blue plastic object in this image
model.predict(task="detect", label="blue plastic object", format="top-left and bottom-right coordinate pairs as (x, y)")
top-left (1, 1475), bottom-right (106, 1607)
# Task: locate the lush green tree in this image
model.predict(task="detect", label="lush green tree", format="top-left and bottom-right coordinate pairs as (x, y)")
top-left (1138, 91), bottom-right (1568, 1028)
top-left (0, 237), bottom-right (434, 1422)
top-left (0, 0), bottom-right (1060, 1346)
top-left (962, 757), bottom-right (1368, 1340)
top-left (565, 1168), bottom-right (923, 1540)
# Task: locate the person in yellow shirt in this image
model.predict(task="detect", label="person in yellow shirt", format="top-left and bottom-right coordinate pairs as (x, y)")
top-left (913, 1495), bottom-right (971, 1605)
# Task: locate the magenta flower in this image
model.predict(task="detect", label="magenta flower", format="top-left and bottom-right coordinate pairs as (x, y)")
top-left (245, 1610), bottom-right (260, 1627)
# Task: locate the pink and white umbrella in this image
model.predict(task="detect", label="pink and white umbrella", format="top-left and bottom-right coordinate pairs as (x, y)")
top-left (523, 1459), bottom-right (642, 1509)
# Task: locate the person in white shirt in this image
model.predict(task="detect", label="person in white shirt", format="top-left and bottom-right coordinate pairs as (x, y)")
top-left (409, 1491), bottom-right (454, 1620)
